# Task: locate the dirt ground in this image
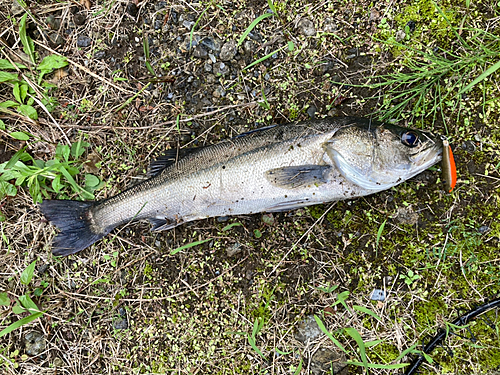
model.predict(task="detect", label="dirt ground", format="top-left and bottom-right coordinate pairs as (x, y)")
top-left (1, 0), bottom-right (499, 374)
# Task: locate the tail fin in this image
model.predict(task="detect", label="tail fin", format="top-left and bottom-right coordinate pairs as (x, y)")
top-left (39, 200), bottom-right (106, 256)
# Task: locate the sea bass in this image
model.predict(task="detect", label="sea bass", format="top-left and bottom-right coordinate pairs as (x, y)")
top-left (40, 117), bottom-right (443, 256)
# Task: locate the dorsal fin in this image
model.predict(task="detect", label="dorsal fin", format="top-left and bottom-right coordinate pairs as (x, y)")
top-left (148, 147), bottom-right (202, 177)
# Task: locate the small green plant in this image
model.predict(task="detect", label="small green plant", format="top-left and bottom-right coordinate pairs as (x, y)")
top-left (0, 260), bottom-right (45, 339)
top-left (0, 134), bottom-right (102, 204)
top-left (400, 269), bottom-right (421, 287)
top-left (0, 14), bottom-right (68, 119)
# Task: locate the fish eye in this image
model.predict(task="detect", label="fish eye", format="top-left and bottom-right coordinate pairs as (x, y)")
top-left (401, 131), bottom-right (419, 147)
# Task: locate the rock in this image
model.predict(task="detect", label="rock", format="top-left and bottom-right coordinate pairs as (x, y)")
top-left (48, 32), bottom-right (65, 48)
top-left (294, 315), bottom-right (322, 343)
top-left (227, 242), bottom-right (243, 257)
top-left (94, 51), bottom-right (106, 59)
top-left (126, 3), bottom-right (138, 17)
top-left (369, 8), bottom-right (381, 22)
top-left (462, 140), bottom-right (476, 153)
top-left (395, 30), bottom-right (406, 42)
top-left (220, 40), bottom-right (236, 61)
top-left (307, 105), bottom-right (317, 119)
top-left (73, 13), bottom-right (87, 26)
top-left (46, 15), bottom-right (61, 30)
top-left (370, 288), bottom-right (386, 301)
top-left (53, 357), bottom-right (64, 367)
top-left (204, 62), bottom-right (212, 72)
top-left (478, 225), bottom-right (490, 234)
top-left (201, 36), bottom-right (221, 54)
top-left (77, 35), bottom-right (92, 48)
top-left (393, 206), bottom-right (418, 226)
top-left (298, 18), bottom-right (316, 36)
top-left (193, 44), bottom-right (208, 59)
top-left (180, 34), bottom-right (201, 52)
top-left (24, 331), bottom-right (46, 357)
top-left (155, 1), bottom-right (167, 11)
top-left (243, 40), bottom-right (254, 54)
top-left (406, 20), bottom-right (416, 33)
top-left (213, 61), bottom-right (230, 76)
top-left (314, 60), bottom-right (334, 76)
top-left (11, 0), bottom-right (24, 15)
top-left (324, 17), bottom-right (337, 33)
top-left (113, 318), bottom-right (128, 330)
top-left (311, 348), bottom-right (347, 375)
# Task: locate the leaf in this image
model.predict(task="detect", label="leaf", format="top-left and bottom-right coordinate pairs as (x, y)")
top-left (287, 41), bottom-right (294, 51)
top-left (4, 147), bottom-right (28, 169)
top-left (0, 59), bottom-right (27, 70)
top-left (222, 222), bottom-right (242, 231)
top-left (344, 328), bottom-right (368, 369)
top-left (0, 71), bottom-right (19, 83)
top-left (293, 359), bottom-right (303, 375)
top-left (0, 181), bottom-right (16, 199)
top-left (313, 315), bottom-right (347, 353)
top-left (267, 0), bottom-right (277, 14)
top-left (70, 140), bottom-right (90, 158)
top-left (0, 120), bottom-right (5, 130)
top-left (170, 238), bottom-right (211, 255)
top-left (0, 292), bottom-right (10, 306)
top-left (37, 55), bottom-right (68, 73)
top-left (57, 144), bottom-right (71, 161)
top-left (17, 105), bottom-right (38, 120)
top-left (19, 83), bottom-right (28, 102)
top-left (253, 229), bottom-right (262, 238)
top-left (84, 173), bottom-right (99, 187)
top-left (0, 100), bottom-right (20, 108)
top-left (9, 131), bottom-right (30, 141)
top-left (0, 312), bottom-right (44, 339)
top-left (353, 305), bottom-right (382, 321)
top-left (51, 174), bottom-right (62, 193)
top-left (21, 260), bottom-right (36, 285)
top-left (19, 294), bottom-right (39, 313)
top-left (13, 82), bottom-right (22, 103)
top-left (237, 13), bottom-right (274, 46)
top-left (334, 290), bottom-right (351, 313)
top-left (19, 14), bottom-right (36, 64)
top-left (376, 219), bottom-right (386, 248)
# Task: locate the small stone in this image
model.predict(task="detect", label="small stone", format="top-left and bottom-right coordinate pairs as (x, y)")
top-left (182, 20), bottom-right (194, 29)
top-left (46, 15), bottom-right (60, 30)
top-left (324, 17), bottom-right (337, 33)
top-left (393, 206), bottom-right (418, 226)
top-left (406, 20), bottom-right (416, 33)
top-left (126, 3), bottom-right (138, 17)
top-left (214, 61), bottom-right (230, 76)
top-left (462, 140), bottom-right (476, 153)
top-left (370, 288), bottom-right (386, 301)
top-left (154, 1), bottom-right (167, 11)
top-left (24, 331), bottom-right (46, 357)
top-left (73, 13), bottom-right (86, 26)
top-left (11, 0), bottom-right (24, 15)
top-left (369, 8), bottom-right (381, 22)
top-left (38, 264), bottom-right (49, 275)
top-left (48, 32), bottom-right (65, 47)
top-left (478, 225), bottom-right (490, 234)
top-left (307, 105), bottom-right (317, 119)
top-left (294, 315), bottom-right (322, 343)
top-left (220, 40), bottom-right (236, 61)
top-left (311, 347), bottom-right (347, 375)
top-left (204, 62), bottom-right (212, 72)
top-left (94, 51), bottom-right (106, 59)
top-left (298, 18), bottom-right (316, 36)
top-left (201, 36), bottom-right (221, 53)
top-left (113, 318), bottom-right (128, 330)
top-left (193, 44), bottom-right (208, 59)
top-left (118, 306), bottom-right (127, 318)
top-left (53, 358), bottom-right (64, 367)
top-left (77, 35), bottom-right (92, 48)
top-left (227, 242), bottom-right (243, 257)
top-left (395, 30), bottom-right (406, 42)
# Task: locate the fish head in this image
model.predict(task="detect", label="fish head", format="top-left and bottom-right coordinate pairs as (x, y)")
top-left (326, 121), bottom-right (443, 191)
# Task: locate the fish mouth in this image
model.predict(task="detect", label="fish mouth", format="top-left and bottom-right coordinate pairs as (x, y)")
top-left (409, 139), bottom-right (443, 171)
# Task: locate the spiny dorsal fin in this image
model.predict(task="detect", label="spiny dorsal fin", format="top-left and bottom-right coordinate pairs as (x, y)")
top-left (265, 165), bottom-right (330, 189)
top-left (148, 147), bottom-right (203, 177)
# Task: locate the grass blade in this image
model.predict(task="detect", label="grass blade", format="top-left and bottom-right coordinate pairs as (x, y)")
top-left (344, 327), bottom-right (368, 370)
top-left (347, 361), bottom-right (408, 369)
top-left (0, 312), bottom-right (44, 338)
top-left (237, 13), bottom-right (274, 46)
top-left (222, 222), bottom-right (242, 231)
top-left (244, 46), bottom-right (285, 70)
top-left (458, 60), bottom-right (500, 95)
top-left (170, 238), bottom-right (211, 255)
top-left (353, 305), bottom-right (382, 321)
top-left (19, 14), bottom-right (35, 64)
top-left (314, 315), bottom-right (347, 353)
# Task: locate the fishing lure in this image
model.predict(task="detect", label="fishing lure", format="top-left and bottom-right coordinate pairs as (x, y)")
top-left (441, 136), bottom-right (457, 192)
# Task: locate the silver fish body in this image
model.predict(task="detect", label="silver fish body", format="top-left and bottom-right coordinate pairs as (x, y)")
top-left (40, 117), bottom-right (443, 255)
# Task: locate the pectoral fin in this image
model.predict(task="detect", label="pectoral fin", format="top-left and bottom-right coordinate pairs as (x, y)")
top-left (265, 165), bottom-right (330, 189)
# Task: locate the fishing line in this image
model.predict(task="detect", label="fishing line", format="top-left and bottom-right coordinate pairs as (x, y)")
top-left (403, 296), bottom-right (500, 375)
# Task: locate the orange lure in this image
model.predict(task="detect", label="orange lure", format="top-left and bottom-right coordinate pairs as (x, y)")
top-left (441, 137), bottom-right (457, 192)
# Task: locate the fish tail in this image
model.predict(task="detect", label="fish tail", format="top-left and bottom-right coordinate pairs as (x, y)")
top-left (39, 200), bottom-right (107, 256)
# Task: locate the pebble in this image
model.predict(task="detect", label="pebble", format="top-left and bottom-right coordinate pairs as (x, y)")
top-left (311, 348), bottom-right (347, 375)
top-left (478, 225), bottom-right (490, 234)
top-left (193, 44), bottom-right (208, 59)
top-left (307, 105), bottom-right (317, 119)
top-left (406, 20), bottom-right (416, 33)
top-left (324, 17), bottom-right (337, 33)
top-left (126, 3), bottom-right (138, 17)
top-left (395, 30), bottom-right (406, 42)
top-left (201, 36), bottom-right (221, 53)
top-left (113, 318), bottom-right (128, 330)
top-left (154, 1), bottom-right (167, 11)
top-left (94, 51), bottom-right (106, 59)
top-left (74, 13), bottom-right (86, 26)
top-left (53, 358), bottom-right (64, 367)
top-left (370, 288), bottom-right (386, 301)
top-left (219, 40), bottom-right (237, 61)
top-left (24, 331), bottom-right (46, 356)
top-left (393, 206), bottom-right (418, 226)
top-left (462, 140), bottom-right (476, 153)
top-left (294, 315), bottom-right (322, 343)
top-left (48, 32), bottom-right (65, 47)
top-left (77, 35), bottom-right (92, 48)
top-left (227, 242), bottom-right (243, 257)
top-left (204, 62), bottom-right (212, 72)
top-left (46, 15), bottom-right (60, 30)
top-left (298, 18), bottom-right (316, 36)
top-left (213, 61), bottom-right (230, 76)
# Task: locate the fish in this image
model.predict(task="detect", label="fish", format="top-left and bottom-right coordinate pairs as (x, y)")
top-left (40, 116), bottom-right (443, 256)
